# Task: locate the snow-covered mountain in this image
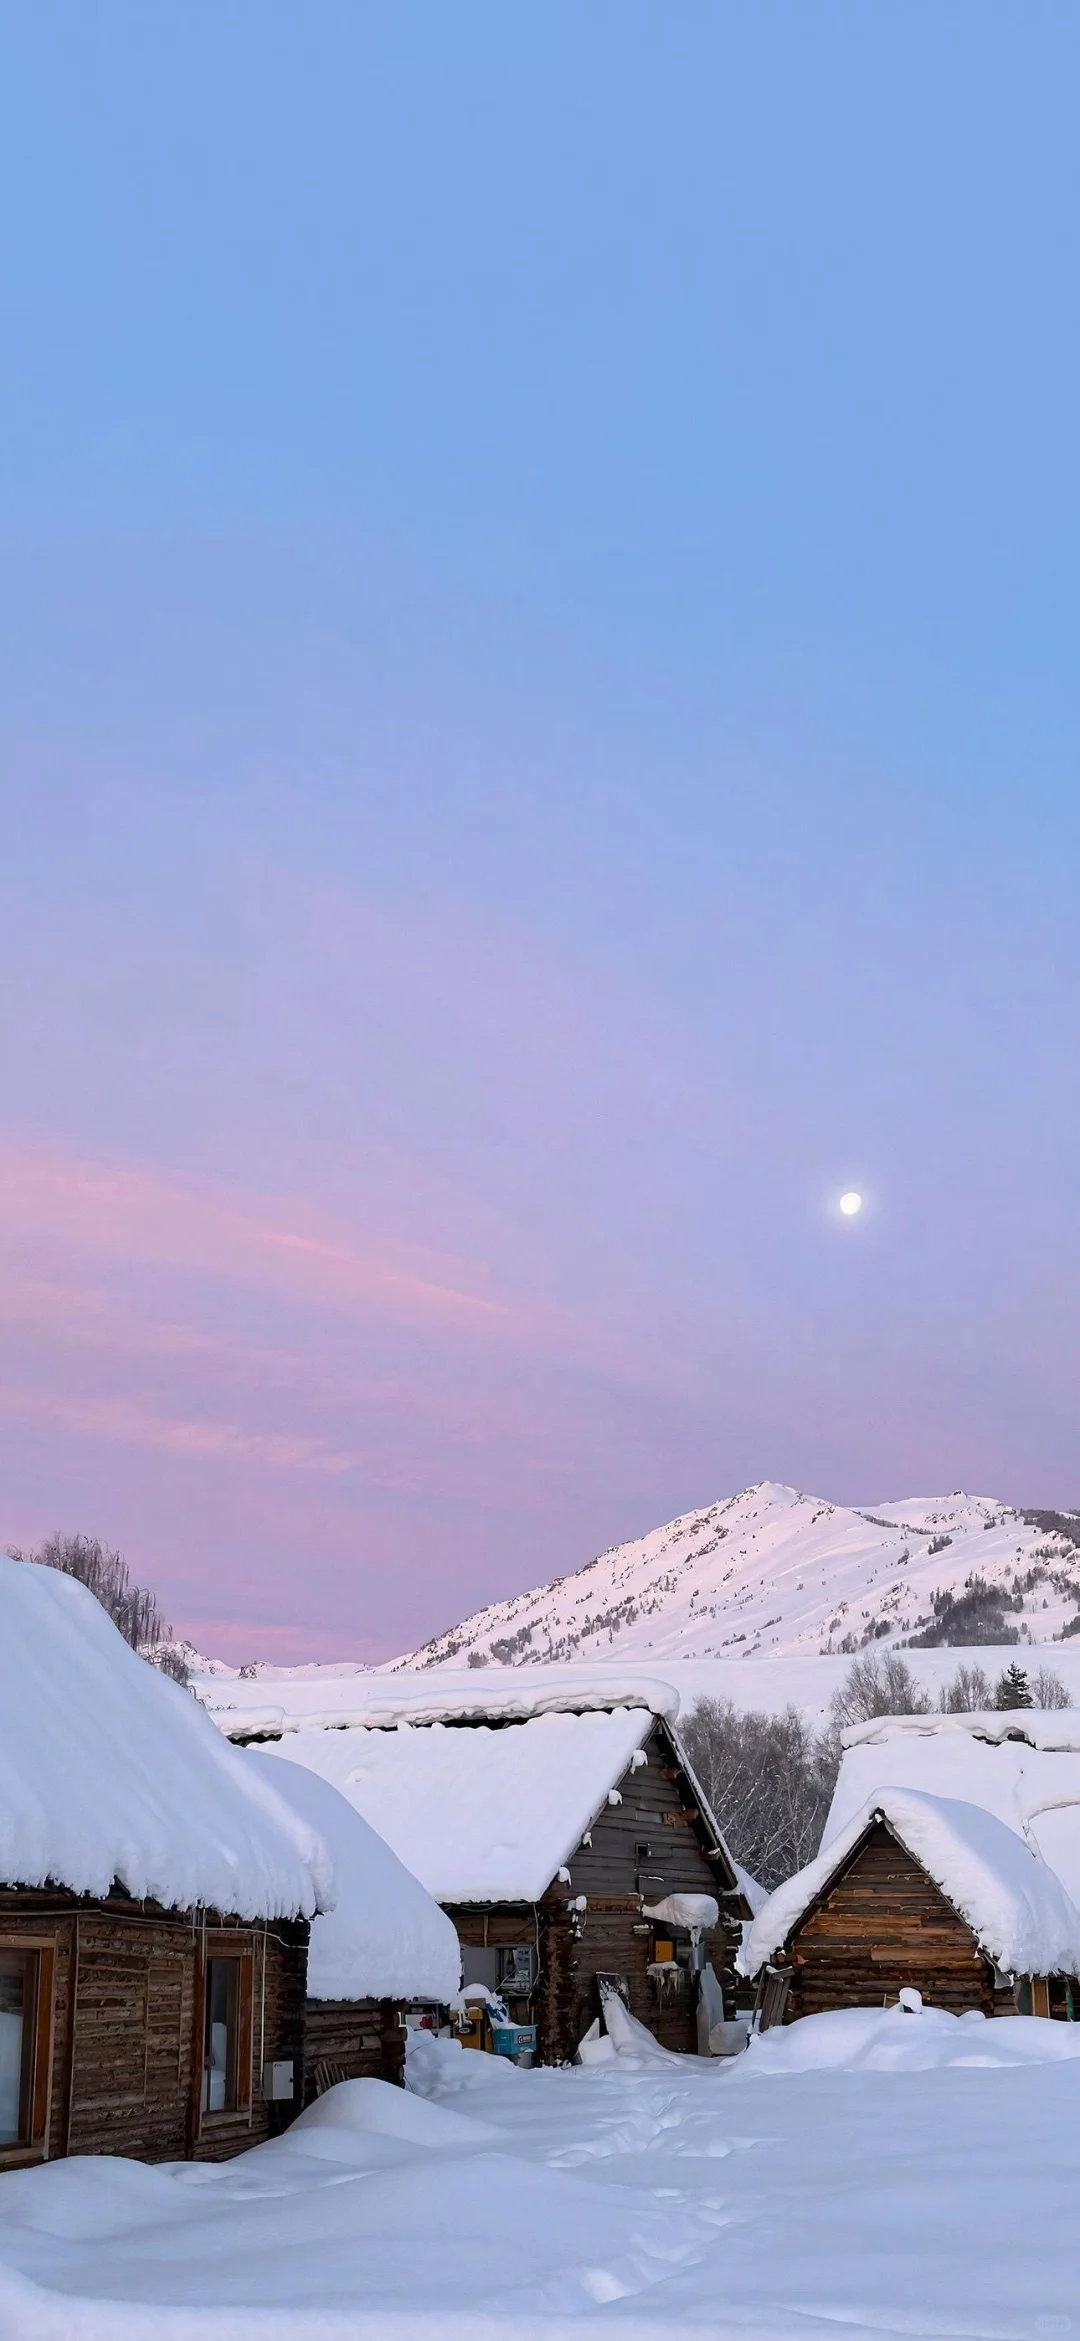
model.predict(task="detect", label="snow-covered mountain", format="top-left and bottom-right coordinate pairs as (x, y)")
top-left (395, 1482), bottom-right (1080, 1671)
top-left (157, 1641), bottom-right (375, 1682)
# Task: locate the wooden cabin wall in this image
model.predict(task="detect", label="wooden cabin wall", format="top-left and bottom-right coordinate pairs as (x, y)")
top-left (452, 1896), bottom-right (720, 2066)
top-left (565, 1719), bottom-right (740, 2052)
top-left (0, 1887), bottom-right (307, 2166)
top-left (782, 1823), bottom-right (998, 2020)
top-left (303, 1997), bottom-right (406, 2100)
top-left (539, 1896), bottom-right (703, 2058)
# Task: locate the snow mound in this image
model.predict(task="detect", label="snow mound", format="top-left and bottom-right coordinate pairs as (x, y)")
top-left (405, 2028), bottom-right (526, 2100)
top-left (0, 1556), bottom-right (331, 1919)
top-left (292, 2076), bottom-right (505, 2146)
top-left (736, 2000), bottom-right (1080, 2075)
top-left (743, 1786), bottom-right (1080, 1979)
top-left (247, 1750), bottom-right (460, 2003)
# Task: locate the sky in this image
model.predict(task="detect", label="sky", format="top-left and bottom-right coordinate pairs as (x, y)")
top-left (1, 6), bottom-right (1078, 1664)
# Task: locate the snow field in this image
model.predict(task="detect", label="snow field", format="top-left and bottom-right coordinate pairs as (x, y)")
top-left (3, 2006), bottom-right (1080, 2337)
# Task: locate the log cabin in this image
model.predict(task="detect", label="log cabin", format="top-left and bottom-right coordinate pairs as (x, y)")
top-left (240, 1684), bottom-right (751, 2063)
top-left (243, 1751), bottom-right (460, 2099)
top-left (740, 1785), bottom-right (1080, 2025)
top-left (0, 1555), bottom-right (332, 2169)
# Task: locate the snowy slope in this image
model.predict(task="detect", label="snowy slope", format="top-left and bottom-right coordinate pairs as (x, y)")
top-left (395, 1481), bottom-right (1080, 1670)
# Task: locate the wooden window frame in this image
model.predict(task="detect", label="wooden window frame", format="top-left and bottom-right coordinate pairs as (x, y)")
top-left (197, 1938), bottom-right (255, 2127)
top-left (0, 1938), bottom-right (56, 2167)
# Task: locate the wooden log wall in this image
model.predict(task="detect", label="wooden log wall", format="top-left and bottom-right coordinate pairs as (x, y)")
top-left (781, 1823), bottom-right (1000, 2019)
top-left (561, 1718), bottom-right (740, 2058)
top-left (0, 1886), bottom-right (308, 2166)
top-left (302, 1997), bottom-right (406, 2099)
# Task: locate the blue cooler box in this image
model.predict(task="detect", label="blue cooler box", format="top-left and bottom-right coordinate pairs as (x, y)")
top-left (490, 2023), bottom-right (537, 2061)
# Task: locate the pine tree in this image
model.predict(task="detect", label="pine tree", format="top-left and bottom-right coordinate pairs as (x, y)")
top-left (995, 1662), bottom-right (1033, 1710)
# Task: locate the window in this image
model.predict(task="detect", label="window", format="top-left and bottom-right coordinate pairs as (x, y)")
top-left (0, 1946), bottom-right (53, 2155)
top-left (201, 1952), bottom-right (253, 2116)
top-left (0, 1954), bottom-right (33, 2145)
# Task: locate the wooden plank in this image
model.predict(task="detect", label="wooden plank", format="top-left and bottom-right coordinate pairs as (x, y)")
top-left (783, 1822), bottom-right (999, 2021)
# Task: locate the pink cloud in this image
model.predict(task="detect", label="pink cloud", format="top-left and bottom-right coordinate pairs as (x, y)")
top-left (0, 1141), bottom-right (624, 1521)
top-left (0, 1142), bottom-right (509, 1331)
top-left (0, 1383), bottom-right (355, 1474)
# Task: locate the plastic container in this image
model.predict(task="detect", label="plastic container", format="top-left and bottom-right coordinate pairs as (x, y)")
top-left (489, 2022), bottom-right (537, 2061)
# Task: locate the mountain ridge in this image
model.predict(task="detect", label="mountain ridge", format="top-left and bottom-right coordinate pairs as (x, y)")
top-left (393, 1480), bottom-right (1080, 1671)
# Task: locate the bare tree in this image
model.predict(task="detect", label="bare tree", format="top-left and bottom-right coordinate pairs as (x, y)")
top-left (1030, 1665), bottom-right (1071, 1710)
top-left (828, 1651), bottom-right (931, 1732)
top-left (19, 1532), bottom-right (189, 1685)
top-left (938, 1662), bottom-right (993, 1711)
top-left (681, 1699), bottom-right (839, 1892)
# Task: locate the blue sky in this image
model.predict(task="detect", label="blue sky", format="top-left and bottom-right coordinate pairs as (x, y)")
top-left (0, 6), bottom-right (1077, 1659)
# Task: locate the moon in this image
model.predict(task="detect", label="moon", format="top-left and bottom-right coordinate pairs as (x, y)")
top-left (838, 1191), bottom-right (863, 1217)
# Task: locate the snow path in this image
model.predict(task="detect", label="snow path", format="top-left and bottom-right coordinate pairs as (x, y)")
top-left (2, 2014), bottom-right (1080, 2338)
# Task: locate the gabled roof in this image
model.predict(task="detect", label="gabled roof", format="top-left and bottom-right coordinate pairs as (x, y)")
top-left (827, 1713), bottom-right (1080, 1904)
top-left (0, 1557), bottom-right (332, 1921)
top-left (741, 1786), bottom-right (1080, 1981)
top-left (263, 1705), bottom-right (737, 1907)
top-left (244, 1753), bottom-right (461, 2003)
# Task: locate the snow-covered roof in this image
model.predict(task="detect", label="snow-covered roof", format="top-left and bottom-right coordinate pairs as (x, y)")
top-left (827, 1713), bottom-right (1080, 1904)
top-left (742, 1787), bottom-right (1080, 1980)
top-left (841, 1709), bottom-right (1080, 1755)
top-left (198, 1668), bottom-right (681, 1742)
top-left (261, 1707), bottom-right (682, 1903)
top-left (0, 1556), bottom-right (333, 1920)
top-left (244, 1754), bottom-right (460, 2003)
